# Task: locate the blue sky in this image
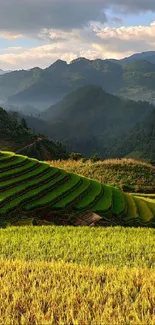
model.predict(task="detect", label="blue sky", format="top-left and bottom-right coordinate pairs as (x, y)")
top-left (106, 10), bottom-right (155, 27)
top-left (0, 0), bottom-right (155, 70)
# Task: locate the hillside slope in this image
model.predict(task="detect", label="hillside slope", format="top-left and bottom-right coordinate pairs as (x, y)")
top-left (49, 158), bottom-right (155, 194)
top-left (0, 151), bottom-right (155, 227)
top-left (0, 107), bottom-right (68, 160)
top-left (41, 86), bottom-right (153, 157)
top-left (112, 108), bottom-right (155, 161)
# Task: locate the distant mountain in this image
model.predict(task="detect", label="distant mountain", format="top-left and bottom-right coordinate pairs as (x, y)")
top-left (2, 53), bottom-right (155, 107)
top-left (0, 107), bottom-right (68, 161)
top-left (39, 86), bottom-right (153, 157)
top-left (6, 58), bottom-right (122, 107)
top-left (119, 51), bottom-right (155, 64)
top-left (3, 103), bottom-right (40, 116)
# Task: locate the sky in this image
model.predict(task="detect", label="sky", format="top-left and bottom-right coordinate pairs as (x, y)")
top-left (1, 0), bottom-right (155, 70)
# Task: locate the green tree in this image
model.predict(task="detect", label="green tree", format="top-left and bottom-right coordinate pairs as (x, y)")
top-left (20, 118), bottom-right (28, 129)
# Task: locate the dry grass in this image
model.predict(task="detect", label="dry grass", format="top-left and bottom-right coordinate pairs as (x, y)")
top-left (48, 158), bottom-right (154, 169)
top-left (48, 158), bottom-right (155, 193)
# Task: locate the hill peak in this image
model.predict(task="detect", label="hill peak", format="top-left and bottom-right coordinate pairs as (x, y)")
top-left (70, 57), bottom-right (90, 64)
top-left (50, 59), bottom-right (67, 67)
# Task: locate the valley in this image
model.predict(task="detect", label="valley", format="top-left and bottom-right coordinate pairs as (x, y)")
top-left (0, 50), bottom-right (155, 325)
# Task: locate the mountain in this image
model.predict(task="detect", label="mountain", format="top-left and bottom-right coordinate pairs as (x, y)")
top-left (0, 69), bottom-right (11, 75)
top-left (3, 103), bottom-right (40, 116)
top-left (39, 86), bottom-right (153, 157)
top-left (0, 107), bottom-right (68, 160)
top-left (111, 108), bottom-right (155, 162)
top-left (6, 58), bottom-right (122, 107)
top-left (119, 51), bottom-right (155, 64)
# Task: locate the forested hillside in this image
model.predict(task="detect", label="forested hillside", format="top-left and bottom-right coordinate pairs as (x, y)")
top-left (40, 86), bottom-right (154, 157)
top-left (112, 108), bottom-right (155, 161)
top-left (0, 108), bottom-right (68, 161)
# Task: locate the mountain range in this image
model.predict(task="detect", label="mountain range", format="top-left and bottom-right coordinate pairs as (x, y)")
top-left (1, 51), bottom-right (155, 109)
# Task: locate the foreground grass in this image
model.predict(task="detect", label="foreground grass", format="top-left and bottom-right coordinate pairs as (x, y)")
top-left (0, 260), bottom-right (154, 325)
top-left (0, 226), bottom-right (155, 325)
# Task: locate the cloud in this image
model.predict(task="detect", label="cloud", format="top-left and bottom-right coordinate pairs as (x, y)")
top-left (94, 21), bottom-right (155, 44)
top-left (0, 0), bottom-right (107, 37)
top-left (88, 21), bottom-right (155, 57)
top-left (0, 32), bottom-right (22, 40)
top-left (0, 44), bottom-right (78, 70)
top-left (1, 0), bottom-right (155, 40)
top-left (1, 18), bottom-right (155, 70)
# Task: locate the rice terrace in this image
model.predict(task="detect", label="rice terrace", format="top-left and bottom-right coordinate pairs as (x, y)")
top-left (0, 151), bottom-right (155, 227)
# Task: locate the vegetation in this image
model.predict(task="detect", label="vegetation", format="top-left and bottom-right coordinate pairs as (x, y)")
top-left (49, 158), bottom-right (155, 193)
top-left (0, 151), bottom-right (155, 227)
top-left (0, 226), bottom-right (154, 324)
top-left (1, 260), bottom-right (155, 325)
top-left (0, 107), bottom-right (68, 161)
top-left (1, 226), bottom-right (154, 267)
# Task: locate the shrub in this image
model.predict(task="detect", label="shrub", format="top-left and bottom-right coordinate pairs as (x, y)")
top-left (90, 153), bottom-right (100, 163)
top-left (69, 152), bottom-right (83, 161)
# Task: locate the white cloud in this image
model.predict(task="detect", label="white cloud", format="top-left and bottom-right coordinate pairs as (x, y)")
top-left (1, 21), bottom-right (155, 69)
top-left (95, 21), bottom-right (155, 41)
top-left (0, 32), bottom-right (22, 40)
top-left (0, 44), bottom-right (78, 70)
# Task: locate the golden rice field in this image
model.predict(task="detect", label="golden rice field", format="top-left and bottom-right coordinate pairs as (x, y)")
top-left (0, 226), bottom-right (154, 325)
top-left (0, 260), bottom-right (155, 325)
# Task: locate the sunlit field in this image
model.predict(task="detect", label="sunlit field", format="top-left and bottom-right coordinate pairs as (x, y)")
top-left (0, 226), bottom-right (154, 324)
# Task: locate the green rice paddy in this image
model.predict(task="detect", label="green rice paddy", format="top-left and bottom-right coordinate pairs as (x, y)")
top-left (0, 151), bottom-right (155, 227)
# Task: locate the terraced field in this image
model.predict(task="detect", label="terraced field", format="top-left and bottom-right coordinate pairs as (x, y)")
top-left (0, 151), bottom-right (155, 227)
